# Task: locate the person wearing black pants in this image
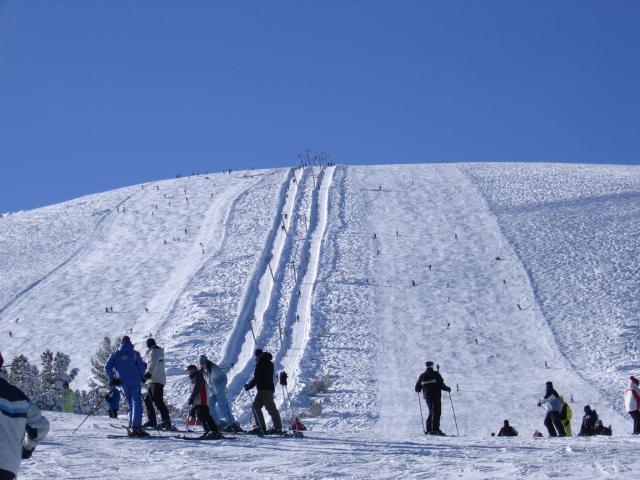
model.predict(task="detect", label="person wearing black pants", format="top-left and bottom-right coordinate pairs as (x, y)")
top-left (142, 338), bottom-right (172, 429)
top-left (186, 365), bottom-right (220, 439)
top-left (414, 361), bottom-right (451, 435)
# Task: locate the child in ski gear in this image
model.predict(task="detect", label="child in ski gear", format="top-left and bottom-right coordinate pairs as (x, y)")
top-left (578, 405), bottom-right (598, 436)
top-left (497, 420), bottom-right (518, 437)
top-left (104, 336), bottom-right (148, 437)
top-left (537, 381), bottom-right (565, 437)
top-left (186, 365), bottom-right (220, 439)
top-left (291, 417), bottom-right (306, 432)
top-left (624, 376), bottom-right (640, 434)
top-left (0, 354), bottom-right (50, 480)
top-left (105, 387), bottom-right (120, 419)
top-left (142, 338), bottom-right (171, 429)
top-left (244, 351), bottom-right (283, 433)
top-left (560, 396), bottom-right (572, 436)
top-left (61, 381), bottom-right (75, 413)
top-left (414, 361), bottom-right (451, 435)
top-left (199, 355), bottom-right (238, 430)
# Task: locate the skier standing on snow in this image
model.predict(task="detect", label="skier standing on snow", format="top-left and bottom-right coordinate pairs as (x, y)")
top-left (185, 365), bottom-right (220, 439)
top-left (142, 338), bottom-right (172, 429)
top-left (244, 351), bottom-right (283, 434)
top-left (104, 336), bottom-right (148, 437)
top-left (0, 352), bottom-right (50, 480)
top-left (414, 361), bottom-right (451, 435)
top-left (61, 381), bottom-right (75, 413)
top-left (624, 375), bottom-right (640, 434)
top-left (559, 396), bottom-right (572, 436)
top-left (537, 381), bottom-right (565, 437)
top-left (105, 386), bottom-right (120, 419)
top-left (199, 354), bottom-right (240, 432)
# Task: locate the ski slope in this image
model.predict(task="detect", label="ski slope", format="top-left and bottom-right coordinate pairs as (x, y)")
top-left (3, 163), bottom-right (640, 479)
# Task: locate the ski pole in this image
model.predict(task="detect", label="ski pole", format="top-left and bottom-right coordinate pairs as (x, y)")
top-left (417, 393), bottom-right (427, 434)
top-left (243, 388), bottom-right (265, 435)
top-left (72, 395), bottom-right (104, 434)
top-left (448, 391), bottom-right (459, 436)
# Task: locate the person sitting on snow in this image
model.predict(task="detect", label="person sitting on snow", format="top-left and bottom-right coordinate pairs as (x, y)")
top-left (594, 419), bottom-right (612, 436)
top-left (578, 405), bottom-right (598, 436)
top-left (497, 419), bottom-right (518, 437)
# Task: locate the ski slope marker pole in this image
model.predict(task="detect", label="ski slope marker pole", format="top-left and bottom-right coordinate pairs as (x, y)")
top-left (417, 392), bottom-right (426, 434)
top-left (448, 391), bottom-right (459, 436)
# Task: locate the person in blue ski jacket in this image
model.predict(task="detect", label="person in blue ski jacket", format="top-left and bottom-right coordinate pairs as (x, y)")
top-left (104, 336), bottom-right (148, 437)
top-left (199, 355), bottom-right (240, 431)
top-left (105, 387), bottom-right (121, 419)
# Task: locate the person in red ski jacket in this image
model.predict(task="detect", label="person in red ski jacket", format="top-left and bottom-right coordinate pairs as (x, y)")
top-left (186, 365), bottom-right (220, 439)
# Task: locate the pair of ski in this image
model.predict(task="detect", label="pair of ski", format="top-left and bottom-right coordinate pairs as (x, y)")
top-left (107, 424), bottom-right (235, 441)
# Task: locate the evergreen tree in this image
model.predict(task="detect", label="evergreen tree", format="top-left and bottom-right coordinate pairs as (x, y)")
top-left (89, 336), bottom-right (121, 389)
top-left (8, 355), bottom-right (41, 402)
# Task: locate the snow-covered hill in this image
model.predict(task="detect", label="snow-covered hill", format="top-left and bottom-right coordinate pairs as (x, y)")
top-left (2, 163), bottom-right (640, 479)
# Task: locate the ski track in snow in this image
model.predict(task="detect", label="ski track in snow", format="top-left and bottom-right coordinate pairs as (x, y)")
top-left (4, 163), bottom-right (640, 478)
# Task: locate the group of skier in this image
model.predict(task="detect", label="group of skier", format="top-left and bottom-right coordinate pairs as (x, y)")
top-left (102, 337), bottom-right (287, 439)
top-left (414, 363), bottom-right (619, 438)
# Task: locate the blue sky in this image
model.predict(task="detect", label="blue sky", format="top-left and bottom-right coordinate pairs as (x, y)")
top-left (1, 0), bottom-right (638, 211)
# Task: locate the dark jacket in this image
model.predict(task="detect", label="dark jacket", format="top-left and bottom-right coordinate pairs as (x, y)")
top-left (497, 425), bottom-right (518, 437)
top-left (414, 368), bottom-right (450, 399)
top-left (246, 352), bottom-right (275, 392)
top-left (188, 370), bottom-right (208, 406)
top-left (106, 387), bottom-right (121, 410)
top-left (578, 409), bottom-right (598, 436)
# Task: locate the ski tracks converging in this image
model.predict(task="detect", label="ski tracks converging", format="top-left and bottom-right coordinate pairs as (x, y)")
top-left (221, 166), bottom-right (334, 421)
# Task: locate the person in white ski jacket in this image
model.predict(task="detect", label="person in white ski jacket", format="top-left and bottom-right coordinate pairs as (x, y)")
top-left (624, 376), bottom-right (640, 434)
top-left (142, 338), bottom-right (171, 429)
top-left (0, 353), bottom-right (50, 480)
top-left (199, 355), bottom-right (238, 429)
top-left (537, 381), bottom-right (565, 437)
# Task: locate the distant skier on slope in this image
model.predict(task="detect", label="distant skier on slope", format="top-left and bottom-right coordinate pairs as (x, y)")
top-left (244, 351), bottom-right (283, 434)
top-left (537, 381), bottom-right (565, 437)
top-left (0, 352), bottom-right (49, 480)
top-left (624, 376), bottom-right (640, 434)
top-left (496, 420), bottom-right (518, 437)
top-left (199, 355), bottom-right (241, 432)
top-left (104, 336), bottom-right (148, 437)
top-left (414, 361), bottom-right (451, 435)
top-left (185, 365), bottom-right (220, 439)
top-left (142, 338), bottom-right (172, 429)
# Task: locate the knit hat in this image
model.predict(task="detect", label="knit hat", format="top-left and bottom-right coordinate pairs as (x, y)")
top-left (425, 361), bottom-right (434, 368)
top-left (254, 348), bottom-right (263, 358)
top-left (122, 336), bottom-right (131, 344)
top-left (545, 381), bottom-right (553, 387)
top-left (186, 364), bottom-right (198, 372)
top-left (146, 338), bottom-right (156, 349)
top-left (630, 376), bottom-right (639, 385)
top-left (199, 355), bottom-right (208, 365)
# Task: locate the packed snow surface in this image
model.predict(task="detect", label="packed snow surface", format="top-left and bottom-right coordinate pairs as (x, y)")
top-left (2, 163), bottom-right (640, 479)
